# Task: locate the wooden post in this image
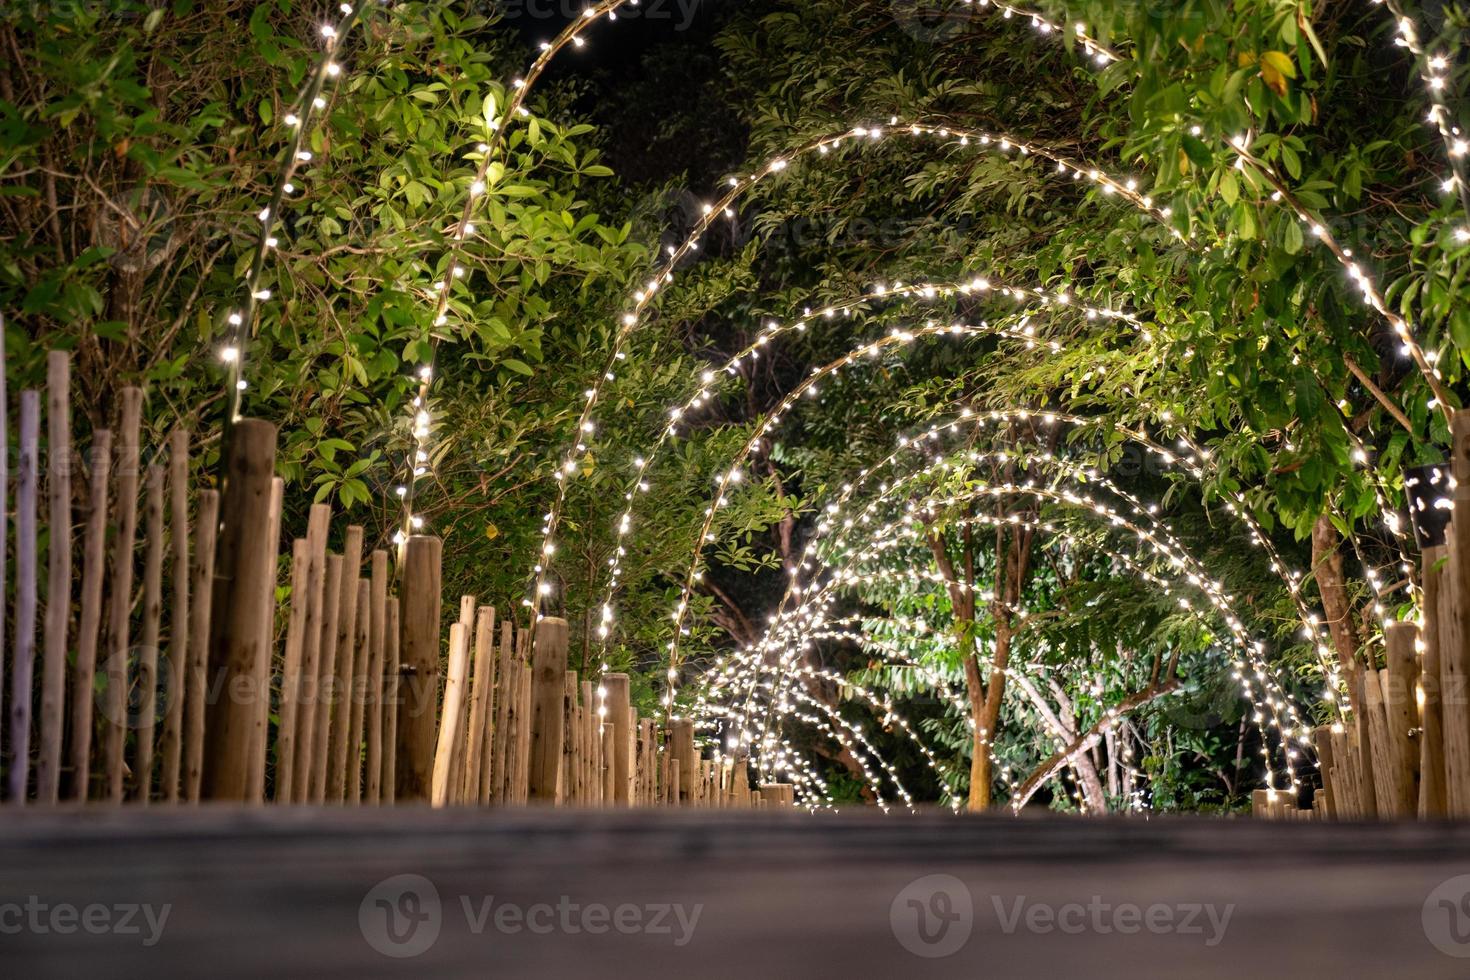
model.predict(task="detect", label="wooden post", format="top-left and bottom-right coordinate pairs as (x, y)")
top-left (659, 746), bottom-right (671, 806)
top-left (604, 673), bottom-right (632, 805)
top-left (671, 719), bottom-right (695, 805)
top-left (516, 663), bottom-right (533, 804)
top-left (200, 418), bottom-right (278, 801)
top-left (1363, 663), bottom-right (1395, 815)
top-left (158, 429), bottom-right (190, 802)
top-left (490, 622), bottom-right (514, 804)
top-left (431, 622), bottom-right (471, 807)
top-left (309, 554), bottom-right (342, 802)
top-left (394, 535), bottom-right (441, 802)
top-left (381, 597), bottom-right (399, 804)
top-left (561, 671), bottom-right (580, 804)
top-left (327, 527), bottom-right (363, 802)
top-left (289, 504), bottom-right (329, 802)
top-left (1422, 544), bottom-right (1449, 817)
top-left (1383, 622), bottom-right (1421, 818)
top-left (449, 597), bottom-right (475, 804)
top-left (182, 489), bottom-right (219, 802)
top-left (344, 578), bottom-right (371, 802)
top-left (581, 679), bottom-right (596, 805)
top-left (474, 619), bottom-right (500, 804)
top-left (1340, 728), bottom-right (1358, 822)
top-left (103, 387), bottom-right (143, 803)
top-left (245, 477), bottom-right (282, 804)
top-left (365, 550), bottom-right (388, 804)
top-left (601, 716), bottom-right (615, 804)
top-left (1444, 410), bottom-right (1470, 814)
top-left (133, 465), bottom-right (165, 802)
top-left (730, 757), bottom-right (749, 807)
top-left (465, 606), bottom-right (496, 804)
top-left (67, 429), bottom-right (111, 801)
top-left (7, 393), bottom-right (39, 801)
top-left (528, 618), bottom-right (569, 803)
top-left (1250, 788), bottom-right (1270, 818)
top-left (36, 352), bottom-right (71, 803)
top-left (1352, 667), bottom-right (1380, 819)
top-left (275, 539), bottom-right (311, 803)
top-left (638, 718), bottom-right (654, 805)
top-left (1311, 727), bottom-right (1336, 820)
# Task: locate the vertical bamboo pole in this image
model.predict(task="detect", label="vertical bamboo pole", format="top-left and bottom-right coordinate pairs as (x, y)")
top-left (604, 673), bottom-right (632, 806)
top-left (36, 352), bottom-right (71, 803)
top-left (465, 605), bottom-right (496, 804)
top-left (327, 527), bottom-right (363, 802)
top-left (560, 671), bottom-right (579, 804)
top-left (579, 681), bottom-right (590, 805)
top-left (381, 597), bottom-right (399, 805)
top-left (730, 757), bottom-right (749, 807)
top-left (528, 617), bottom-right (569, 803)
top-left (1444, 411), bottom-right (1470, 814)
top-left (516, 663), bottom-right (532, 804)
top-left (451, 598), bottom-right (475, 804)
top-left (1363, 665), bottom-right (1395, 815)
top-left (638, 718), bottom-right (654, 805)
top-left (430, 623), bottom-right (471, 807)
top-left (1310, 726), bottom-right (1336, 820)
top-left (346, 578), bottom-right (370, 803)
top-left (309, 555), bottom-right (342, 803)
top-left (244, 477), bottom-right (282, 804)
top-left (182, 489), bottom-right (219, 802)
top-left (7, 393), bottom-right (39, 801)
top-left (290, 504), bottom-right (330, 802)
top-left (133, 465), bottom-right (165, 803)
top-left (1383, 622), bottom-right (1421, 817)
top-left (103, 386), bottom-right (143, 803)
top-left (200, 418), bottom-right (277, 801)
top-left (659, 750), bottom-right (672, 806)
top-left (1352, 667), bottom-right (1380, 819)
top-left (474, 618), bottom-right (499, 804)
top-left (489, 622), bottom-right (513, 804)
top-left (394, 535), bottom-right (441, 802)
top-left (1338, 727), bottom-right (1363, 818)
top-left (68, 429), bottom-right (111, 801)
top-left (365, 550), bottom-right (388, 804)
top-left (601, 721), bottom-right (614, 805)
top-left (1422, 544), bottom-right (1449, 817)
top-left (159, 428), bottom-right (190, 802)
top-left (671, 719), bottom-right (695, 806)
top-left (274, 538), bottom-right (311, 802)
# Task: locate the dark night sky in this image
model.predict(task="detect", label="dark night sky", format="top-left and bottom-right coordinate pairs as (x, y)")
top-left (497, 0), bottom-right (747, 188)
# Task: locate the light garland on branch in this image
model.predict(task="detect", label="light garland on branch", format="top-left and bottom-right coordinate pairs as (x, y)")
top-left (592, 274), bottom-right (1142, 656)
top-left (738, 492), bottom-right (1300, 795)
top-left (1375, 0), bottom-right (1470, 225)
top-left (524, 117), bottom-right (1174, 623)
top-left (704, 496), bottom-right (1269, 803)
top-left (391, 0), bottom-right (644, 543)
top-left (219, 1), bottom-right (367, 431)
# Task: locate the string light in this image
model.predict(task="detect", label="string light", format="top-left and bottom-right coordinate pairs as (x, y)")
top-left (219, 2), bottom-right (365, 433)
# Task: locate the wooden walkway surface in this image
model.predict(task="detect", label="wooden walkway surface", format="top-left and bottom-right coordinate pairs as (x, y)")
top-left (4, 807), bottom-right (1470, 977)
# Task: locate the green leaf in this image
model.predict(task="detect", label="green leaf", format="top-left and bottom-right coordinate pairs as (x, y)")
top-left (1282, 218), bottom-right (1303, 254)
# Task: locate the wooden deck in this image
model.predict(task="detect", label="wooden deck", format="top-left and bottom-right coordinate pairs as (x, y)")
top-left (4, 807), bottom-right (1470, 977)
